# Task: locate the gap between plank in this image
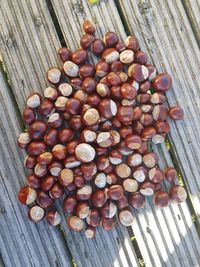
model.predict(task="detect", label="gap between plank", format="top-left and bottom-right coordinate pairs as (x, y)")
top-left (181, 0), bottom-right (200, 49)
top-left (115, 0), bottom-right (200, 237)
top-left (45, 0), bottom-right (67, 47)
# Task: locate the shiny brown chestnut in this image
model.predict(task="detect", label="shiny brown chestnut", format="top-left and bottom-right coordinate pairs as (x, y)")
top-left (72, 49), bottom-right (88, 65)
top-left (28, 205), bottom-right (45, 223)
top-left (52, 144), bottom-right (66, 160)
top-left (125, 134), bottom-right (142, 150)
top-left (83, 20), bottom-right (96, 34)
top-left (26, 93), bottom-right (41, 109)
top-left (18, 186), bottom-right (37, 205)
top-left (168, 107), bottom-right (184, 120)
top-left (67, 216), bottom-right (84, 231)
top-left (164, 167), bottom-right (177, 183)
top-left (107, 185), bottom-right (124, 200)
top-left (69, 115), bottom-right (83, 130)
top-left (29, 120), bottom-right (48, 140)
top-left (101, 217), bottom-right (115, 231)
top-left (95, 61), bottom-right (109, 77)
top-left (80, 34), bottom-right (94, 49)
top-left (92, 190), bottom-right (107, 208)
top-left (92, 39), bottom-right (105, 55)
top-left (104, 32), bottom-right (119, 47)
top-left (44, 129), bottom-right (58, 147)
top-left (110, 61), bottom-right (123, 73)
top-left (44, 87), bottom-right (58, 101)
top-left (135, 51), bottom-right (148, 65)
top-left (125, 36), bottom-right (139, 51)
top-left (63, 196), bottom-right (77, 213)
top-left (46, 210), bottom-right (61, 226)
top-left (129, 192), bottom-right (145, 209)
top-left (27, 141), bottom-right (46, 156)
top-left (98, 99), bottom-right (117, 119)
top-left (24, 155), bottom-right (37, 169)
top-left (37, 152), bottom-right (53, 165)
top-left (41, 175), bottom-right (56, 191)
top-left (58, 47), bottom-right (72, 62)
top-left (81, 77), bottom-right (96, 94)
top-left (102, 48), bottom-right (119, 64)
top-left (152, 73), bottom-right (172, 92)
top-left (36, 190), bottom-right (54, 208)
top-left (120, 83), bottom-right (137, 100)
top-left (119, 209), bottom-right (134, 226)
top-left (170, 185), bottom-right (187, 203)
top-left (17, 132), bottom-right (31, 149)
top-left (79, 64), bottom-right (95, 79)
top-left (38, 100), bottom-right (55, 117)
top-left (48, 161), bottom-right (62, 176)
top-left (49, 183), bottom-right (64, 199)
top-left (153, 191), bottom-right (170, 208)
top-left (86, 209), bottom-right (100, 227)
top-left (143, 152), bottom-right (159, 168)
top-left (48, 113), bottom-right (63, 128)
top-left (76, 185), bottom-right (92, 200)
top-left (46, 67), bottom-right (61, 85)
top-left (22, 108), bottom-right (36, 125)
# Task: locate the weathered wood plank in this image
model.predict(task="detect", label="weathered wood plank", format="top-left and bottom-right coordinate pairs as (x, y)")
top-left (182, 0), bottom-right (200, 46)
top-left (0, 0), bottom-right (139, 266)
top-left (0, 67), bottom-right (72, 267)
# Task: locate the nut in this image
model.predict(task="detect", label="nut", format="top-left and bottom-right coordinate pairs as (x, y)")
top-left (96, 83), bottom-right (110, 97)
top-left (140, 181), bottom-right (155, 196)
top-left (133, 166), bottom-right (148, 183)
top-left (164, 167), bottom-right (177, 183)
top-left (18, 187), bottom-right (37, 205)
top-left (109, 150), bottom-right (123, 165)
top-left (76, 185), bottom-right (92, 200)
top-left (141, 127), bottom-right (156, 140)
top-left (26, 93), bottom-right (41, 108)
top-left (17, 132), bottom-right (31, 149)
top-left (104, 32), bottom-right (119, 47)
top-left (117, 195), bottom-right (128, 210)
top-left (83, 20), bottom-right (96, 34)
top-left (152, 73), bottom-right (172, 91)
top-left (58, 83), bottom-right (73, 96)
top-left (44, 129), bottom-right (58, 146)
top-left (58, 128), bottom-right (74, 143)
top-left (110, 61), bottom-right (123, 73)
top-left (102, 48), bottom-right (119, 63)
top-left (152, 104), bottom-right (168, 121)
top-left (125, 134), bottom-right (142, 149)
top-left (101, 217), bottom-right (115, 231)
top-left (92, 39), bottom-right (105, 55)
top-left (46, 210), bottom-right (61, 226)
top-left (80, 129), bottom-right (97, 143)
top-left (97, 132), bottom-right (113, 148)
top-left (129, 192), bottom-right (145, 209)
top-left (36, 190), bottom-right (54, 208)
top-left (168, 107), bottom-right (184, 120)
top-left (117, 106), bottom-right (134, 124)
top-left (84, 226), bottom-right (96, 239)
top-left (58, 169), bottom-right (74, 186)
top-left (82, 108), bottom-right (100, 126)
top-left (98, 99), bottom-right (117, 119)
top-left (46, 67), bottom-right (61, 85)
top-left (109, 130), bottom-right (121, 145)
top-left (55, 96), bottom-right (68, 111)
top-left (94, 173), bottom-right (107, 188)
top-left (41, 175), bottom-right (55, 191)
top-left (29, 120), bottom-right (47, 140)
top-left (120, 50), bottom-right (134, 64)
top-left (44, 87), bottom-right (58, 101)
top-left (170, 185), bottom-right (187, 203)
top-left (71, 77), bottom-right (83, 90)
top-left (101, 202), bottom-right (117, 218)
top-left (106, 173), bottom-right (118, 185)
top-left (48, 113), bottom-right (63, 128)
top-left (127, 153), bottom-right (142, 167)
top-left (75, 143), bottom-right (95, 163)
top-left (125, 36), bottom-right (139, 51)
top-left (146, 64), bottom-right (157, 81)
top-left (123, 179), bottom-right (138, 193)
top-left (107, 72), bottom-right (121, 86)
top-left (148, 167), bottom-right (164, 183)
top-left (27, 141), bottom-right (46, 156)
top-left (50, 184), bottom-right (62, 201)
top-left (86, 209), bottom-right (100, 227)
top-left (80, 34), bottom-right (94, 49)
top-left (115, 41), bottom-right (126, 52)
top-left (48, 161), bottom-right (62, 176)
top-left (64, 156), bottom-right (81, 169)
top-left (76, 202), bottom-right (90, 219)
top-left (92, 190), bottom-right (107, 207)
top-left (135, 51), bottom-right (148, 65)
top-left (108, 185), bottom-right (124, 200)
top-left (72, 48), bottom-right (88, 65)
top-left (131, 65), bottom-right (148, 83)
top-left (28, 205), bottom-right (45, 223)
top-left (67, 216), bottom-right (84, 231)
top-left (34, 163), bottom-right (47, 177)
top-left (63, 61), bottom-right (79, 77)
top-left (115, 163), bottom-right (131, 178)
top-left (150, 92), bottom-right (166, 104)
top-left (52, 144), bottom-right (66, 160)
top-left (120, 83), bottom-right (137, 100)
top-left (119, 209), bottom-right (134, 226)
top-left (143, 152), bottom-right (159, 168)
top-left (26, 174), bottom-right (40, 189)
top-left (63, 196), bottom-right (77, 213)
top-left (58, 47), bottom-right (72, 62)
top-left (81, 162), bottom-right (97, 177)
top-left (22, 108), bottom-right (36, 125)
top-left (153, 191), bottom-right (170, 208)
top-left (38, 100), bottom-right (55, 117)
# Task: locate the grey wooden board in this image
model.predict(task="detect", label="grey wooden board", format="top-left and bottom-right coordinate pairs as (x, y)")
top-left (182, 0), bottom-right (200, 46)
top-left (0, 69), bottom-right (72, 267)
top-left (0, 0), bottom-right (139, 267)
top-left (51, 0), bottom-right (200, 267)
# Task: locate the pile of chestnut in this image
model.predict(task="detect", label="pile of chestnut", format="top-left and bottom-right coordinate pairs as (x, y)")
top-left (17, 20), bottom-right (187, 238)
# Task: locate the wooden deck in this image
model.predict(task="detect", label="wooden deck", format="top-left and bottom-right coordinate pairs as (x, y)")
top-left (0, 0), bottom-right (199, 266)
